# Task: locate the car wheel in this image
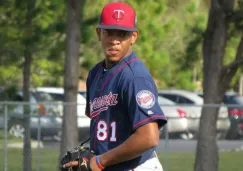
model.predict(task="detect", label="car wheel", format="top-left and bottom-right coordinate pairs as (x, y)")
top-left (225, 127), bottom-right (239, 140)
top-left (216, 132), bottom-right (227, 140)
top-left (9, 124), bottom-right (25, 138)
top-left (180, 132), bottom-right (194, 140)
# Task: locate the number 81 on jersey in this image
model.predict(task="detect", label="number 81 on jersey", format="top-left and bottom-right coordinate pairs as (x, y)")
top-left (97, 120), bottom-right (117, 142)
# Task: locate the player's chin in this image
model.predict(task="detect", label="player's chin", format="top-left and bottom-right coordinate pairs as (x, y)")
top-left (105, 53), bottom-right (121, 61)
top-left (106, 57), bottom-right (121, 64)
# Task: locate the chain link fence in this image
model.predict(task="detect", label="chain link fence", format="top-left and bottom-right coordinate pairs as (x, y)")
top-left (0, 102), bottom-right (243, 171)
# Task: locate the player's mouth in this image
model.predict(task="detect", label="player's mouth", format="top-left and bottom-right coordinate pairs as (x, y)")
top-left (107, 48), bottom-right (119, 55)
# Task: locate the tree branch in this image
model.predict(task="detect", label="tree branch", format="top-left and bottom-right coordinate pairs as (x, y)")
top-left (82, 16), bottom-right (99, 25)
top-left (219, 33), bottom-right (243, 90)
top-left (223, 58), bottom-right (243, 70)
top-left (35, 33), bottom-right (64, 52)
top-left (0, 47), bottom-right (18, 57)
top-left (227, 9), bottom-right (243, 22)
top-left (222, 33), bottom-right (243, 72)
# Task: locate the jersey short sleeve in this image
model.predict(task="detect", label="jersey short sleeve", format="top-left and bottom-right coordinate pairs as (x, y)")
top-left (122, 77), bottom-right (167, 131)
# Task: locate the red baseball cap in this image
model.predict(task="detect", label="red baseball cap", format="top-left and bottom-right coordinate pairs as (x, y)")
top-left (98, 2), bottom-right (137, 31)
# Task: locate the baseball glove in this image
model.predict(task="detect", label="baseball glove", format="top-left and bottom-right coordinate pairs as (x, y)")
top-left (60, 146), bottom-right (95, 171)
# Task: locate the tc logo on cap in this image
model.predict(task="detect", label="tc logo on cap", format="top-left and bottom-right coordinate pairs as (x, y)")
top-left (112, 10), bottom-right (125, 21)
top-left (98, 2), bottom-right (138, 31)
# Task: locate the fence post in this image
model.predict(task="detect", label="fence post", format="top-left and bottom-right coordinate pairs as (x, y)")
top-left (4, 103), bottom-right (8, 171)
top-left (164, 124), bottom-right (169, 171)
top-left (36, 114), bottom-right (41, 171)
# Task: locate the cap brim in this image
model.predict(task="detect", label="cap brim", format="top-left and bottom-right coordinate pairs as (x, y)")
top-left (98, 24), bottom-right (137, 31)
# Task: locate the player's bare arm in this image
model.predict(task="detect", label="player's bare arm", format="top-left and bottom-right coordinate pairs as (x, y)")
top-left (98, 121), bottom-right (160, 167)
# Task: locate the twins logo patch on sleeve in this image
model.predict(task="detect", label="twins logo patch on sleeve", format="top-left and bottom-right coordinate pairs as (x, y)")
top-left (136, 90), bottom-right (155, 109)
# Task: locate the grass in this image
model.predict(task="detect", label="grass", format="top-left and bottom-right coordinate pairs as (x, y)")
top-left (0, 149), bottom-right (242, 171)
top-left (158, 152), bottom-right (243, 171)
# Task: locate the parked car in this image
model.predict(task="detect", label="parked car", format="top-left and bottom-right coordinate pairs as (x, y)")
top-left (35, 87), bottom-right (90, 141)
top-left (223, 92), bottom-right (243, 139)
top-left (158, 89), bottom-right (230, 139)
top-left (0, 88), bottom-right (62, 140)
top-left (78, 89), bottom-right (87, 98)
top-left (224, 92), bottom-right (243, 139)
top-left (158, 96), bottom-right (191, 139)
top-left (197, 91), bottom-right (243, 139)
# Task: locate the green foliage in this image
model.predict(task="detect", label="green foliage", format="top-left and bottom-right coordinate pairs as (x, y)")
top-left (0, 66), bottom-right (21, 85)
top-left (0, 0), bottom-right (242, 91)
top-left (32, 58), bottom-right (64, 87)
top-left (0, 85), bottom-right (18, 101)
top-left (0, 0), bottom-right (66, 88)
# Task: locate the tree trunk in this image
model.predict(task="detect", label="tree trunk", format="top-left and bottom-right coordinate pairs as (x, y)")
top-left (60, 0), bottom-right (82, 157)
top-left (23, 0), bottom-right (35, 171)
top-left (23, 48), bottom-right (32, 171)
top-left (194, 0), bottom-right (235, 171)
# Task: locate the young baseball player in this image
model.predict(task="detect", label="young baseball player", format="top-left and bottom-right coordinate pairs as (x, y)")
top-left (63, 2), bottom-right (167, 171)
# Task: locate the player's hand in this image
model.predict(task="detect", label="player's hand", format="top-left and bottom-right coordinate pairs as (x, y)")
top-left (60, 146), bottom-right (95, 171)
top-left (90, 156), bottom-right (103, 171)
top-left (62, 160), bottom-right (79, 168)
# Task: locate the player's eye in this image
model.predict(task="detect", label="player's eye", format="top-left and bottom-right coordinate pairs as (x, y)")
top-left (102, 30), bottom-right (132, 38)
top-left (102, 30), bottom-right (109, 36)
top-left (117, 31), bottom-right (132, 37)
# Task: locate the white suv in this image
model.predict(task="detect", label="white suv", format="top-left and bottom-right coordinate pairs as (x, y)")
top-left (158, 89), bottom-right (230, 139)
top-left (35, 87), bottom-right (90, 141)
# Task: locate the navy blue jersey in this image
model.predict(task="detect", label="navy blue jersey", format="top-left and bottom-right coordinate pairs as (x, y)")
top-left (85, 52), bottom-right (167, 171)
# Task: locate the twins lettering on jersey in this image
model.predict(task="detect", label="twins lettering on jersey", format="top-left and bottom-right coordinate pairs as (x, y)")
top-left (90, 92), bottom-right (118, 118)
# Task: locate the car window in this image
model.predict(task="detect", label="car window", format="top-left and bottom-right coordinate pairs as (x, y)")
top-left (49, 93), bottom-right (64, 101)
top-left (177, 96), bottom-right (194, 104)
top-left (33, 92), bottom-right (54, 102)
top-left (224, 94), bottom-right (234, 103)
top-left (197, 93), bottom-right (203, 98)
top-left (6, 92), bottom-right (35, 115)
top-left (230, 96), bottom-right (243, 105)
top-left (79, 91), bottom-right (87, 98)
top-left (158, 96), bottom-right (175, 105)
top-left (159, 94), bottom-right (178, 103)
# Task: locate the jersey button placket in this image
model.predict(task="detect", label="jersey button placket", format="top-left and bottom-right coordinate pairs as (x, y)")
top-left (97, 74), bottom-right (104, 93)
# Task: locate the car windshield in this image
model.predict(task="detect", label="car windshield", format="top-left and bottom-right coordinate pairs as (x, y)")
top-left (79, 91), bottom-right (87, 98)
top-left (33, 92), bottom-right (55, 102)
top-left (49, 93), bottom-right (64, 101)
top-left (231, 96), bottom-right (243, 105)
top-left (158, 96), bottom-right (175, 105)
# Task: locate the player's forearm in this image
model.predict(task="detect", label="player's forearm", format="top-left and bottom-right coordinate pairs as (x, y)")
top-left (99, 122), bottom-right (159, 167)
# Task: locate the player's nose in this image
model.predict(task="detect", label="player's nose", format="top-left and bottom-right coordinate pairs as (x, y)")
top-left (109, 36), bottom-right (121, 45)
top-left (110, 39), bottom-right (120, 45)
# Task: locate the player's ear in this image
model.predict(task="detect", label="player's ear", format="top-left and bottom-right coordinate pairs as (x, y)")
top-left (131, 31), bottom-right (139, 45)
top-left (96, 28), bottom-right (101, 41)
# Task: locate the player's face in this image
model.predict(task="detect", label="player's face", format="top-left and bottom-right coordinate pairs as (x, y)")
top-left (96, 28), bottom-right (138, 68)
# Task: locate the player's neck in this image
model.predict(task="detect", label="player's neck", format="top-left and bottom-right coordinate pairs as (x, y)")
top-left (124, 48), bottom-right (133, 58)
